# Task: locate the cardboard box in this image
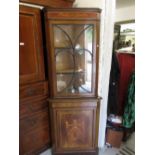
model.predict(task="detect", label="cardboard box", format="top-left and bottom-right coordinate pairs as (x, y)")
top-left (106, 128), bottom-right (123, 148)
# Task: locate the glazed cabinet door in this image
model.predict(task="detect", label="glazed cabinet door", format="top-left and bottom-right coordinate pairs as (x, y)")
top-left (19, 6), bottom-right (45, 84)
top-left (44, 9), bottom-right (100, 98)
top-left (53, 24), bottom-right (96, 97)
top-left (46, 22), bottom-right (99, 98)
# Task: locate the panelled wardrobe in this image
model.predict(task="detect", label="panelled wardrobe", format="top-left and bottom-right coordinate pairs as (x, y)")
top-left (19, 1), bottom-right (101, 155)
top-left (19, 6), bottom-right (50, 155)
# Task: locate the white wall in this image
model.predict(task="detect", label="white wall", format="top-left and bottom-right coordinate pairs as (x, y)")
top-left (74, 0), bottom-right (116, 148)
top-left (115, 5), bottom-right (135, 22)
top-left (74, 0), bottom-right (102, 7)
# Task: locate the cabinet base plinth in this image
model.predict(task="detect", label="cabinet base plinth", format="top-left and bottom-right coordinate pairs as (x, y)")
top-left (53, 149), bottom-right (99, 155)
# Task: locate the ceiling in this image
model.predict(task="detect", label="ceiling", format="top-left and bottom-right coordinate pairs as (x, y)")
top-left (116, 0), bottom-right (135, 9)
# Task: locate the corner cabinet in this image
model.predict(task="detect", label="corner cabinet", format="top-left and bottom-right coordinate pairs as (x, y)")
top-left (44, 8), bottom-right (101, 155)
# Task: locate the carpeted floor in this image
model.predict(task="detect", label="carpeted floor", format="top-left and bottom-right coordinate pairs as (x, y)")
top-left (40, 132), bottom-right (135, 155)
top-left (102, 132), bottom-right (135, 155)
top-left (117, 132), bottom-right (135, 155)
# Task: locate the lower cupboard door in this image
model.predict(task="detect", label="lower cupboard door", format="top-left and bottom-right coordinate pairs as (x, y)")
top-left (54, 107), bottom-right (97, 152)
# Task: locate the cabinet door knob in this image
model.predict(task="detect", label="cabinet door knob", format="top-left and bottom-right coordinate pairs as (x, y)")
top-left (20, 42), bottom-right (25, 46)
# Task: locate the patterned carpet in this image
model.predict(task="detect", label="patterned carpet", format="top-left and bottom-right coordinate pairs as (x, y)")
top-left (116, 146), bottom-right (135, 155)
top-left (116, 132), bottom-right (135, 155)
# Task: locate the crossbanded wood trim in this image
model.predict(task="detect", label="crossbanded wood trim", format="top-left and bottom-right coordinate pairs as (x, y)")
top-left (44, 8), bottom-right (101, 20)
top-left (48, 99), bottom-right (99, 108)
top-left (44, 8), bottom-right (101, 12)
top-left (45, 11), bottom-right (100, 21)
top-left (50, 102), bottom-right (97, 108)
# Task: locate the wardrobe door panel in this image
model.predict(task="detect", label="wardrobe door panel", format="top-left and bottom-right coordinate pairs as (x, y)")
top-left (19, 6), bottom-right (45, 84)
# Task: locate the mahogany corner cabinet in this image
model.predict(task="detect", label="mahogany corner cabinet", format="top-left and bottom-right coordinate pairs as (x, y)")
top-left (44, 8), bottom-right (101, 155)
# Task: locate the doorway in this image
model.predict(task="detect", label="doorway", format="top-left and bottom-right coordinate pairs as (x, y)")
top-left (105, 0), bottom-right (135, 154)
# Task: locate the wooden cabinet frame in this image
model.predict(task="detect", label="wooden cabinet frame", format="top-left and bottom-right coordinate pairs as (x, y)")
top-left (44, 8), bottom-right (101, 155)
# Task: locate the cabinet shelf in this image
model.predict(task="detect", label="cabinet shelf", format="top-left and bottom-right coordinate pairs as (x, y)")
top-left (56, 69), bottom-right (85, 74)
top-left (55, 47), bottom-right (72, 49)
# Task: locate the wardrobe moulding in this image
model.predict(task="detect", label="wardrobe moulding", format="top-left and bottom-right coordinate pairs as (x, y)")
top-left (19, 0), bottom-right (75, 8)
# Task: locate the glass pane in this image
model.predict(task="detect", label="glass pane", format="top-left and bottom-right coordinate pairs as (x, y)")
top-left (57, 74), bottom-right (74, 93)
top-left (55, 49), bottom-right (74, 93)
top-left (55, 49), bottom-right (74, 72)
top-left (75, 25), bottom-right (93, 53)
top-left (53, 24), bottom-right (94, 95)
top-left (74, 51), bottom-right (92, 93)
top-left (54, 25), bottom-right (74, 48)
